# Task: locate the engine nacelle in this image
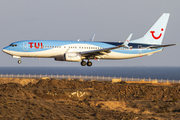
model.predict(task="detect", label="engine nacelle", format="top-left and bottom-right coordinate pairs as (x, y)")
top-left (64, 53), bottom-right (82, 62)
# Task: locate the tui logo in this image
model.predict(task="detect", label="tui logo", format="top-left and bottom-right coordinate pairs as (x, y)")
top-left (150, 28), bottom-right (164, 40)
top-left (28, 42), bottom-right (43, 49)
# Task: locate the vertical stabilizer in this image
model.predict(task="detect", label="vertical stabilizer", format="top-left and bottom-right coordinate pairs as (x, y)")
top-left (131, 13), bottom-right (170, 45)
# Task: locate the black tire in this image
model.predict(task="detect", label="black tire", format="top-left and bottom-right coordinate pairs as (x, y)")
top-left (18, 60), bottom-right (22, 64)
top-left (87, 61), bottom-right (92, 67)
top-left (81, 61), bottom-right (86, 66)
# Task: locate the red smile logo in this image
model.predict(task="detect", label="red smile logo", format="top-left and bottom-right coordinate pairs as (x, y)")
top-left (150, 28), bottom-right (164, 39)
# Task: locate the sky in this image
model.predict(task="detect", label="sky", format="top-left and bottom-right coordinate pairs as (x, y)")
top-left (0, 0), bottom-right (179, 67)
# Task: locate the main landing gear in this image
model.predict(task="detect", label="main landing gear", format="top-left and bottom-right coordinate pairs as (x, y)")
top-left (81, 60), bottom-right (86, 66)
top-left (81, 59), bottom-right (92, 67)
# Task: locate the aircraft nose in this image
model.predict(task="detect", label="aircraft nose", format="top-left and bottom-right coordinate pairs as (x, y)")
top-left (2, 48), bottom-right (6, 53)
top-left (2, 48), bottom-right (5, 52)
top-left (2, 47), bottom-right (8, 53)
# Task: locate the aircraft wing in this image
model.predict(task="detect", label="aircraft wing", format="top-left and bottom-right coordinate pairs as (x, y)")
top-left (147, 44), bottom-right (177, 49)
top-left (80, 45), bottom-right (122, 58)
top-left (80, 33), bottom-right (133, 58)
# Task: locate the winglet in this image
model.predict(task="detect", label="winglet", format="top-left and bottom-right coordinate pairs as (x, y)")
top-left (90, 33), bottom-right (95, 41)
top-left (122, 33), bottom-right (133, 47)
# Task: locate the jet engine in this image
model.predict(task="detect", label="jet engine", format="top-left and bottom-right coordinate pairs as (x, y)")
top-left (64, 53), bottom-right (82, 62)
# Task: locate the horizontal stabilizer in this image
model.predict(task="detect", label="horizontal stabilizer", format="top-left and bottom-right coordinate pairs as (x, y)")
top-left (148, 44), bottom-right (177, 49)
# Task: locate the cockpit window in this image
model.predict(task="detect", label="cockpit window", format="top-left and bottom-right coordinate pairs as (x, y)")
top-left (9, 44), bottom-right (17, 47)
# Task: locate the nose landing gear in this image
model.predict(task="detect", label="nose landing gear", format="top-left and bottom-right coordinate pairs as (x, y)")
top-left (17, 58), bottom-right (22, 64)
top-left (18, 60), bottom-right (22, 64)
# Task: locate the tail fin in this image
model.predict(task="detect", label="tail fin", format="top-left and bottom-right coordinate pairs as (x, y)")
top-left (131, 13), bottom-right (170, 45)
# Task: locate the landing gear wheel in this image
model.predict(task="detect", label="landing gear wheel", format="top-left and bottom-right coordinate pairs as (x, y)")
top-left (87, 61), bottom-right (92, 67)
top-left (81, 61), bottom-right (86, 66)
top-left (18, 60), bottom-right (22, 64)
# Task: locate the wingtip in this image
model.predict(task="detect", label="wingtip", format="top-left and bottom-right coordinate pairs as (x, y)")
top-left (90, 33), bottom-right (95, 41)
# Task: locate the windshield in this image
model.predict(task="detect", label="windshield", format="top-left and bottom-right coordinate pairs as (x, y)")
top-left (9, 44), bottom-right (17, 47)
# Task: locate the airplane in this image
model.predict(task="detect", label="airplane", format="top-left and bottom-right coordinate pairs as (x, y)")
top-left (2, 13), bottom-right (176, 67)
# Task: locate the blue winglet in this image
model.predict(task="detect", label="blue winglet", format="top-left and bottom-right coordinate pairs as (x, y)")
top-left (90, 34), bottom-right (95, 41)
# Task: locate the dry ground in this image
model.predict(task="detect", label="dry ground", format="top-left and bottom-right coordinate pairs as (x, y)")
top-left (0, 78), bottom-right (180, 120)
